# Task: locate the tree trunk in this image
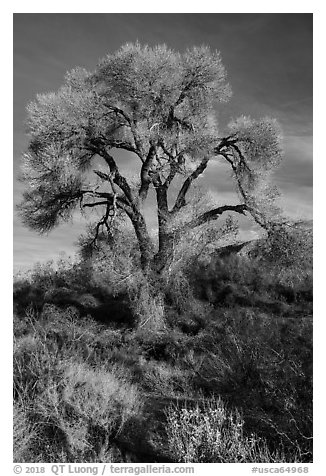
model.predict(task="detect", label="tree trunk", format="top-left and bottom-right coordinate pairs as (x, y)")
top-left (129, 186), bottom-right (177, 276)
top-left (153, 230), bottom-right (175, 274)
top-left (131, 214), bottom-right (155, 272)
top-left (133, 216), bottom-right (174, 276)
top-left (152, 185), bottom-right (175, 274)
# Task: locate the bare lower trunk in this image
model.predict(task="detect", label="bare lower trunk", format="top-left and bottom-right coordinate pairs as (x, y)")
top-left (132, 214), bottom-right (155, 272)
top-left (131, 215), bottom-right (174, 276)
top-left (131, 184), bottom-right (177, 276)
top-left (153, 231), bottom-right (174, 274)
top-left (152, 185), bottom-right (175, 274)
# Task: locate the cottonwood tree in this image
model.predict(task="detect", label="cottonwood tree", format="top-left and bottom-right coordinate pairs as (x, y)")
top-left (19, 43), bottom-right (283, 275)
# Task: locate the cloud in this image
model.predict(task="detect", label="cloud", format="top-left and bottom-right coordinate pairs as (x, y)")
top-left (276, 135), bottom-right (313, 189)
top-left (278, 186), bottom-right (313, 220)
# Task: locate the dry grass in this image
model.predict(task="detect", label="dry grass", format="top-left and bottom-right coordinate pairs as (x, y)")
top-left (165, 397), bottom-right (297, 463)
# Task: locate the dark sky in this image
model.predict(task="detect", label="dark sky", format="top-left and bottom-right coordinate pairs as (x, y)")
top-left (13, 13), bottom-right (313, 271)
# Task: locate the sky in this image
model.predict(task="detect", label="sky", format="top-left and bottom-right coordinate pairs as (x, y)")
top-left (13, 13), bottom-right (313, 271)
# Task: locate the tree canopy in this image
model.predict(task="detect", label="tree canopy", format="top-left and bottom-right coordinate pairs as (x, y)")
top-left (19, 42), bottom-right (284, 273)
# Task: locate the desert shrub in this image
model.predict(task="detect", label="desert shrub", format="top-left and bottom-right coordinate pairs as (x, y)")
top-left (79, 226), bottom-right (172, 328)
top-left (79, 225), bottom-right (141, 295)
top-left (132, 326), bottom-right (195, 363)
top-left (161, 204), bottom-right (239, 312)
top-left (13, 258), bottom-right (93, 316)
top-left (255, 222), bottom-right (312, 268)
top-left (13, 276), bottom-right (45, 315)
top-left (13, 402), bottom-right (38, 462)
top-left (130, 277), bottom-right (167, 332)
top-left (184, 309), bottom-right (313, 461)
top-left (137, 358), bottom-right (193, 397)
top-left (190, 227), bottom-right (312, 311)
top-left (165, 397), bottom-right (293, 463)
top-left (14, 330), bottom-right (63, 403)
top-left (14, 305), bottom-right (127, 381)
top-left (163, 268), bottom-right (195, 313)
top-left (14, 363), bottom-right (142, 463)
top-left (30, 362), bottom-right (142, 461)
top-left (28, 257), bottom-right (93, 293)
top-left (13, 306), bottom-right (143, 462)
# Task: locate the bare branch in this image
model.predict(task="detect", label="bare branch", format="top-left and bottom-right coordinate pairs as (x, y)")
top-left (108, 140), bottom-right (140, 155)
top-left (174, 80), bottom-right (196, 108)
top-left (215, 145), bottom-right (266, 228)
top-left (102, 102), bottom-right (144, 158)
top-left (171, 137), bottom-right (237, 215)
top-left (188, 204), bottom-right (248, 229)
top-left (163, 162), bottom-right (178, 188)
top-left (172, 156), bottom-right (210, 213)
top-left (95, 146), bottom-right (137, 210)
top-left (82, 201), bottom-right (109, 208)
top-left (93, 170), bottom-right (110, 181)
top-left (157, 140), bottom-right (186, 188)
top-left (102, 102), bottom-right (132, 124)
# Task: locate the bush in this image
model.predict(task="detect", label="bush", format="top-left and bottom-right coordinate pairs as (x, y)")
top-left (29, 362), bottom-right (142, 461)
top-left (190, 230), bottom-right (312, 311)
top-left (255, 222), bottom-right (312, 268)
top-left (165, 397), bottom-right (293, 463)
top-left (185, 309), bottom-right (313, 460)
top-left (13, 403), bottom-right (38, 463)
top-left (13, 306), bottom-right (144, 462)
top-left (13, 258), bottom-right (93, 315)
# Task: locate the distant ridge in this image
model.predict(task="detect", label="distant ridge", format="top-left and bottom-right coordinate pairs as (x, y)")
top-left (215, 239), bottom-right (259, 258)
top-left (292, 219), bottom-right (313, 230)
top-left (215, 219), bottom-right (312, 258)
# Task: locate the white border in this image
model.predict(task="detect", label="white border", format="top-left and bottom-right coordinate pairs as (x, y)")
top-left (3, 3), bottom-right (323, 474)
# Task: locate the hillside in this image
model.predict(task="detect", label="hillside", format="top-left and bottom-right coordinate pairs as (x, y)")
top-left (13, 224), bottom-right (313, 463)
